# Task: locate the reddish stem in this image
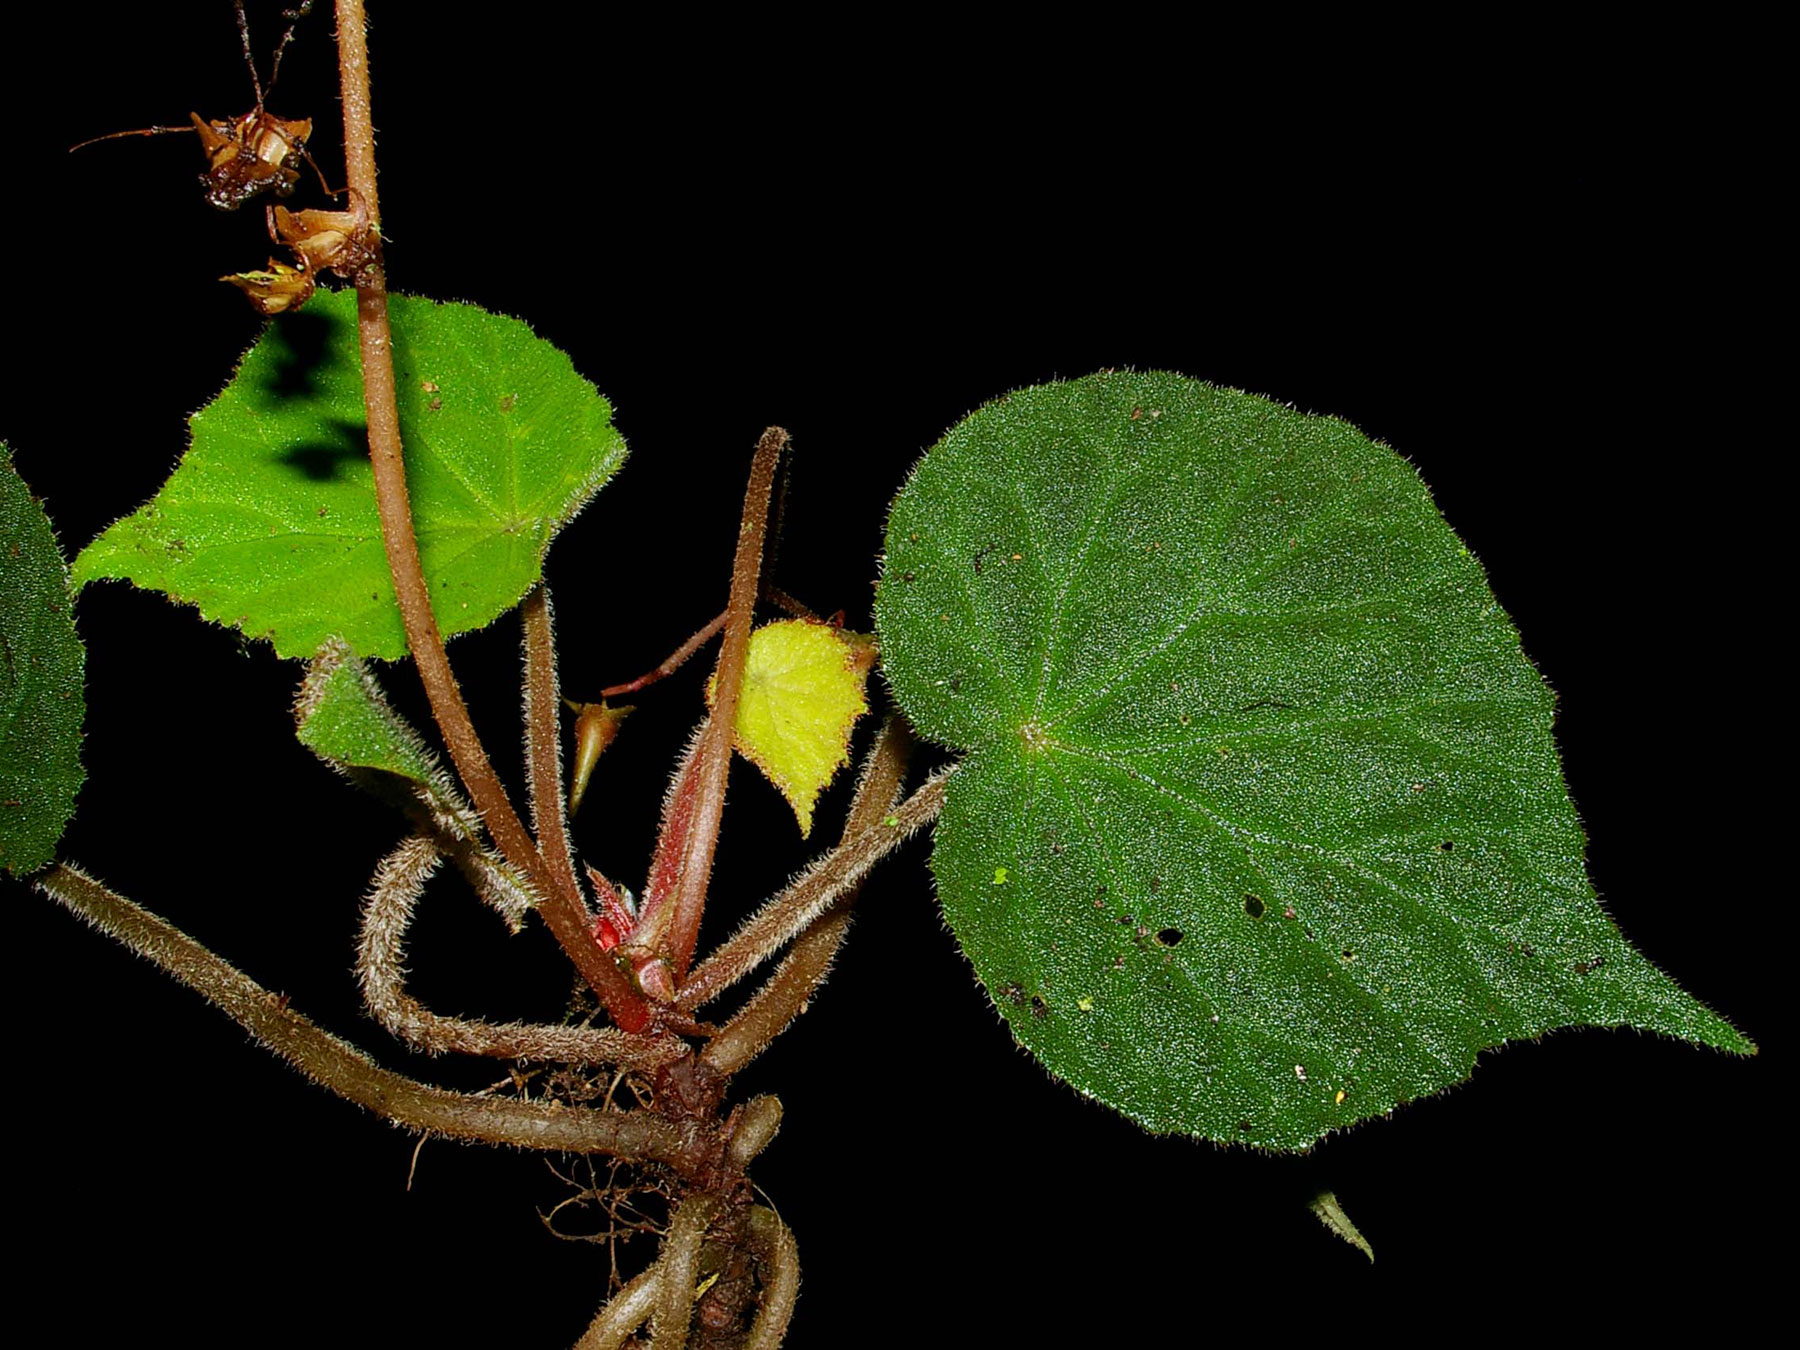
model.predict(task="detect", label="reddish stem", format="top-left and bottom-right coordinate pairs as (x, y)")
top-left (675, 770), bottom-right (948, 1011)
top-left (700, 718), bottom-right (913, 1076)
top-left (333, 0), bottom-right (647, 1031)
top-left (601, 612), bottom-right (726, 699)
top-left (522, 586), bottom-right (581, 901)
top-left (630, 429), bottom-right (787, 983)
top-left (596, 586), bottom-right (817, 701)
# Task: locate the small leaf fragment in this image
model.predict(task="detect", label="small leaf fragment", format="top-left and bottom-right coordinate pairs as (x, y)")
top-left (294, 638), bottom-right (532, 924)
top-left (709, 619), bottom-right (873, 836)
top-left (1309, 1191), bottom-right (1374, 1262)
top-left (73, 290), bottom-right (625, 659)
top-left (295, 638), bottom-right (456, 796)
top-left (0, 446), bottom-right (86, 875)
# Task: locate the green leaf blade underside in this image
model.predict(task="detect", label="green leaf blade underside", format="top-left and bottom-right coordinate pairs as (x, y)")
top-left (295, 639), bottom-right (533, 923)
top-left (294, 637), bottom-right (479, 844)
top-left (1, 446), bottom-right (86, 875)
top-left (72, 290), bottom-right (624, 660)
top-left (876, 372), bottom-right (1749, 1151)
top-left (295, 637), bottom-right (449, 789)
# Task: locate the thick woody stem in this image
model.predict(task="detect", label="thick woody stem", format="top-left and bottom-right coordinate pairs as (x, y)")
top-left (744, 1207), bottom-right (801, 1350)
top-left (35, 864), bottom-right (701, 1174)
top-left (677, 769), bottom-right (949, 1012)
top-left (650, 1193), bottom-right (721, 1348)
top-left (723, 1095), bottom-right (784, 1171)
top-left (333, 0), bottom-right (646, 1030)
top-left (701, 719), bottom-right (912, 1077)
top-left (575, 1262), bottom-right (663, 1350)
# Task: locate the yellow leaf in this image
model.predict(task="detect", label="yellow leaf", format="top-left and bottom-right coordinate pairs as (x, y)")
top-left (710, 619), bottom-right (874, 836)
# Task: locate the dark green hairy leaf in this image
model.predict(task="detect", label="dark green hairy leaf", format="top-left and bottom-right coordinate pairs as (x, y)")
top-left (877, 372), bottom-right (1750, 1150)
top-left (74, 290), bottom-right (624, 660)
top-left (1, 445), bottom-right (85, 875)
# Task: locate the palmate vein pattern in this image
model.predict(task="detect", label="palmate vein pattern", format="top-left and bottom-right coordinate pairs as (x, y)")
top-left (72, 291), bottom-right (623, 660)
top-left (876, 371), bottom-right (1749, 1149)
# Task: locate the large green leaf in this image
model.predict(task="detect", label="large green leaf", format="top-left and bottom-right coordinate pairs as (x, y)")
top-left (1, 445), bottom-right (85, 875)
top-left (876, 372), bottom-right (1750, 1150)
top-left (73, 290), bottom-right (624, 659)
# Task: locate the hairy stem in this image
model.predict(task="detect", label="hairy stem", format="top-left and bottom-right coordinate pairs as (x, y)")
top-left (333, 0), bottom-right (646, 1030)
top-left (678, 769), bottom-right (949, 1012)
top-left (523, 585), bottom-right (582, 903)
top-left (664, 429), bottom-right (786, 978)
top-left (35, 864), bottom-right (701, 1173)
top-left (744, 1207), bottom-right (801, 1350)
top-left (651, 1193), bottom-right (721, 1349)
top-left (357, 834), bottom-right (683, 1071)
top-left (702, 719), bottom-right (913, 1076)
top-left (634, 429), bottom-right (787, 981)
top-left (575, 1262), bottom-right (663, 1350)
top-left (724, 1095), bottom-right (784, 1171)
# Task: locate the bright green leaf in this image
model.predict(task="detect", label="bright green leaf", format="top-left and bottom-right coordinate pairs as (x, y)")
top-left (1, 445), bottom-right (85, 875)
top-left (876, 372), bottom-right (1751, 1150)
top-left (711, 620), bottom-right (874, 836)
top-left (73, 290), bottom-right (624, 659)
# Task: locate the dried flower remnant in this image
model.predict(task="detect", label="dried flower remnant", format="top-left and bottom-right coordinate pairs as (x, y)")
top-left (191, 109), bottom-right (315, 210)
top-left (220, 258), bottom-right (315, 314)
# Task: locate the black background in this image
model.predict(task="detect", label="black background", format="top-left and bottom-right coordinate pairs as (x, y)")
top-left (4, 5), bottom-right (1779, 1343)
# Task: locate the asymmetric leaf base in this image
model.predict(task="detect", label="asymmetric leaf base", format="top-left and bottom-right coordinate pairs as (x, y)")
top-left (876, 371), bottom-right (1751, 1150)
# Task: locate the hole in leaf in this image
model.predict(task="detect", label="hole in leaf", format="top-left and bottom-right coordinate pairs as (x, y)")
top-left (1155, 927), bottom-right (1184, 947)
top-left (1029, 995), bottom-right (1049, 1019)
top-left (1244, 894), bottom-right (1266, 919)
top-left (1439, 840), bottom-right (1455, 852)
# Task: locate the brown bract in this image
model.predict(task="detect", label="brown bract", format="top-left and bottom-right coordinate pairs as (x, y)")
top-left (273, 196), bottom-right (377, 279)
